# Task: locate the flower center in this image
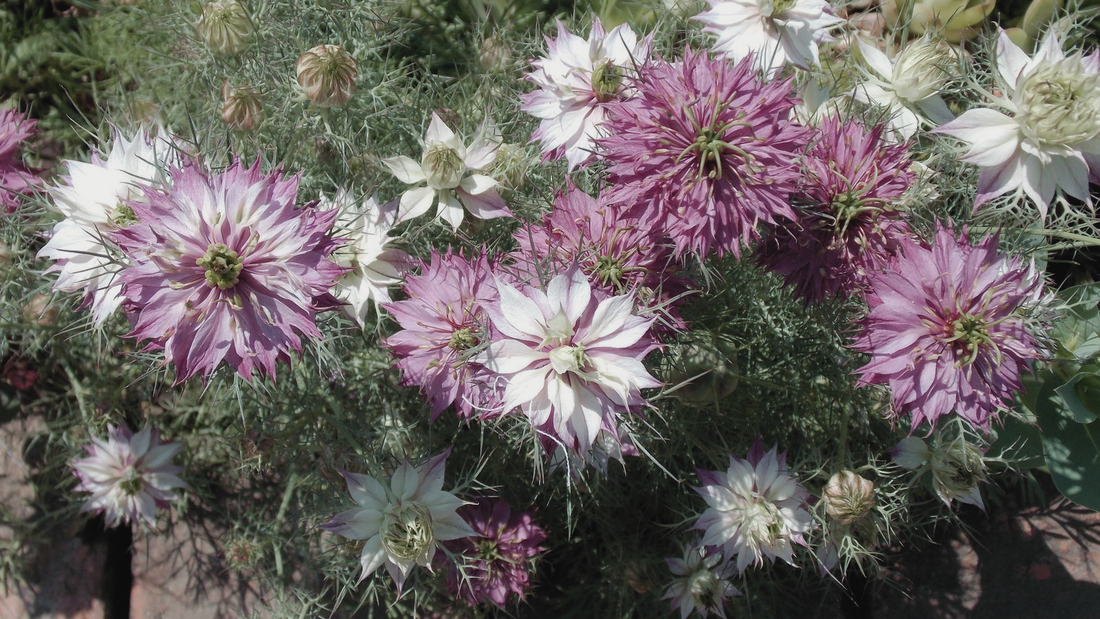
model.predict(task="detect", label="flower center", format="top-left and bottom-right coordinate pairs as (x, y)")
top-left (940, 312), bottom-right (995, 367)
top-left (548, 344), bottom-right (590, 375)
top-left (1016, 56), bottom-right (1100, 146)
top-left (741, 498), bottom-right (783, 551)
top-left (686, 568), bottom-right (721, 604)
top-left (197, 243), bottom-right (244, 289)
top-left (476, 538), bottom-right (503, 563)
top-left (111, 202), bottom-right (139, 227)
top-left (380, 502), bottom-right (435, 562)
top-left (422, 143), bottom-right (466, 190)
top-left (761, 0), bottom-right (796, 17)
top-left (118, 465), bottom-right (144, 496)
top-left (676, 118), bottom-right (754, 182)
top-left (593, 254), bottom-right (625, 289)
top-left (448, 327), bottom-right (480, 351)
top-left (590, 59), bottom-right (624, 101)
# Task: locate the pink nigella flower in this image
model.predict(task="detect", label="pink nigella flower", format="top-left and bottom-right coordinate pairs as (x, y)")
top-left (480, 266), bottom-right (661, 460)
top-left (756, 117), bottom-right (915, 304)
top-left (511, 184), bottom-right (686, 326)
top-left (693, 438), bottom-right (814, 572)
top-left (443, 497), bottom-right (547, 607)
top-left (600, 49), bottom-right (811, 259)
top-left (0, 108), bottom-right (42, 212)
top-left (383, 250), bottom-right (503, 421)
top-left (853, 224), bottom-right (1045, 430)
top-left (113, 158), bottom-right (345, 383)
top-left (72, 425), bottom-right (186, 528)
top-left (662, 539), bottom-right (740, 619)
top-left (520, 19), bottom-right (653, 170)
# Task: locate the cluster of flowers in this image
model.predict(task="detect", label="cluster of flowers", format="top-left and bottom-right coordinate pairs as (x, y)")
top-left (36, 0), bottom-right (1100, 613)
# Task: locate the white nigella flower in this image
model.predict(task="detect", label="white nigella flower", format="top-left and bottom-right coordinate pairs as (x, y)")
top-left (662, 540), bottom-right (740, 619)
top-left (321, 450), bottom-right (477, 591)
top-left (891, 431), bottom-right (988, 509)
top-left (520, 19), bottom-right (652, 171)
top-left (481, 266), bottom-right (661, 459)
top-left (72, 425), bottom-right (186, 528)
top-left (37, 128), bottom-right (180, 325)
top-left (325, 191), bottom-right (412, 327)
top-left (693, 0), bottom-right (845, 75)
top-left (934, 30), bottom-right (1100, 219)
top-left (383, 113), bottom-right (511, 231)
top-left (694, 439), bottom-right (814, 572)
top-left (852, 36), bottom-right (957, 140)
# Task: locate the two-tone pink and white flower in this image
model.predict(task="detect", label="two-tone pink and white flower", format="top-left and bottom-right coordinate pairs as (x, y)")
top-left (662, 539), bottom-right (740, 619)
top-left (320, 450), bottom-right (477, 591)
top-left (520, 19), bottom-right (652, 170)
top-left (383, 113), bottom-right (511, 230)
top-left (852, 36), bottom-right (957, 140)
top-left (934, 30), bottom-right (1100, 218)
top-left (694, 439), bottom-right (814, 572)
top-left (72, 425), bottom-right (186, 528)
top-left (480, 267), bottom-right (661, 458)
top-left (38, 128), bottom-right (180, 325)
top-left (694, 0), bottom-right (844, 75)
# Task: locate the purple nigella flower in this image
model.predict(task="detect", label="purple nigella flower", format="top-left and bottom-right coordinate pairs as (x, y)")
top-left (756, 116), bottom-right (915, 304)
top-left (0, 108), bottom-right (41, 212)
top-left (383, 250), bottom-right (503, 421)
top-left (113, 158), bottom-right (345, 383)
top-left (599, 49), bottom-right (811, 259)
top-left (511, 184), bottom-right (687, 327)
top-left (443, 497), bottom-right (547, 607)
top-left (73, 425), bottom-right (187, 528)
top-left (853, 223), bottom-right (1045, 430)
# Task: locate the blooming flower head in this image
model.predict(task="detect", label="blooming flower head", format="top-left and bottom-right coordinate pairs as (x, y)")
top-left (934, 30), bottom-right (1100, 218)
top-left (326, 191), bottom-right (412, 327)
top-left (693, 438), bottom-right (814, 572)
top-left (113, 158), bottom-right (345, 383)
top-left (73, 425), bottom-right (186, 528)
top-left (600, 50), bottom-right (811, 259)
top-left (663, 539), bottom-right (740, 619)
top-left (693, 0), bottom-right (844, 75)
top-left (383, 113), bottom-right (512, 230)
top-left (442, 498), bottom-right (547, 607)
top-left (756, 116), bottom-right (915, 303)
top-left (321, 450), bottom-right (477, 591)
top-left (891, 425), bottom-right (988, 508)
top-left (383, 250), bottom-right (503, 421)
top-left (0, 108), bottom-right (42, 212)
top-left (852, 36), bottom-right (958, 140)
top-left (520, 19), bottom-right (653, 170)
top-left (38, 127), bottom-right (180, 325)
top-left (481, 266), bottom-right (662, 460)
top-left (853, 223), bottom-right (1044, 430)
top-left (511, 184), bottom-right (686, 325)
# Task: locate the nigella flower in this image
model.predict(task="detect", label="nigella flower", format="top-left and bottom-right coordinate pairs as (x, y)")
top-left (693, 438), bottom-right (814, 572)
top-left (72, 425), bottom-right (186, 528)
top-left (891, 423), bottom-right (989, 508)
top-left (600, 50), bottom-right (811, 259)
top-left (383, 113), bottom-right (512, 230)
top-left (442, 497), bottom-right (547, 607)
top-left (0, 108), bottom-right (42, 212)
top-left (112, 158), bottom-right (345, 383)
top-left (662, 539), bottom-right (740, 619)
top-left (480, 266), bottom-right (661, 459)
top-left (934, 30), bottom-right (1100, 219)
top-left (693, 0), bottom-right (844, 75)
top-left (756, 116), bottom-right (915, 304)
top-left (520, 18), bottom-right (653, 170)
top-left (321, 450), bottom-right (477, 591)
top-left (852, 37), bottom-right (958, 140)
top-left (37, 128), bottom-right (180, 325)
top-left (325, 191), bottom-right (413, 327)
top-left (853, 223), bottom-right (1044, 430)
top-left (511, 184), bottom-right (686, 326)
top-left (383, 250), bottom-right (503, 421)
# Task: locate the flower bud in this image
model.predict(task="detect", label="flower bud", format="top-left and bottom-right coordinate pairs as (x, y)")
top-left (296, 44), bottom-right (358, 108)
top-left (891, 37), bottom-right (959, 103)
top-left (479, 142), bottom-right (529, 192)
top-left (221, 84), bottom-right (264, 131)
top-left (23, 293), bottom-right (59, 327)
top-left (196, 0), bottom-right (253, 56)
top-left (478, 35), bottom-right (513, 73)
top-left (823, 471), bottom-right (876, 525)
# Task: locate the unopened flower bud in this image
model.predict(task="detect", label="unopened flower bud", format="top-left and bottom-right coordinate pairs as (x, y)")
top-left (23, 293), bottom-right (59, 327)
top-left (823, 471), bottom-right (876, 525)
top-left (892, 36), bottom-right (959, 103)
top-left (296, 44), bottom-right (358, 108)
top-left (221, 85), bottom-right (264, 131)
top-left (480, 142), bottom-right (529, 192)
top-left (196, 0), bottom-right (253, 55)
top-left (479, 35), bottom-right (513, 72)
